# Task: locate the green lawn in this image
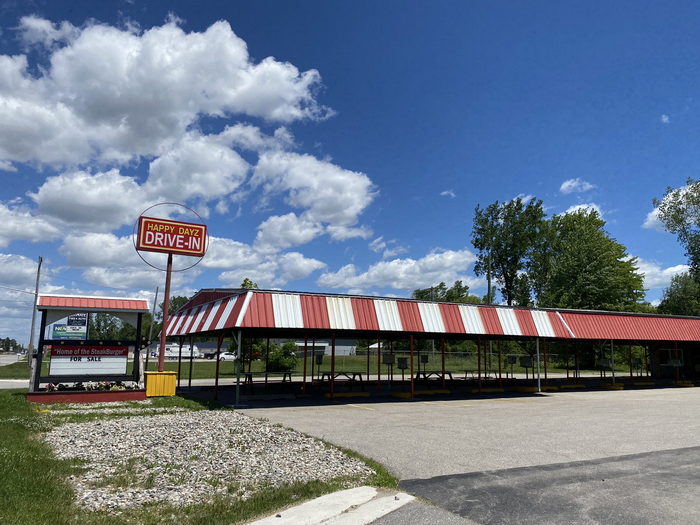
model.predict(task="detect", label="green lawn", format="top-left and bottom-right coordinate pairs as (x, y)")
top-left (0, 389), bottom-right (397, 525)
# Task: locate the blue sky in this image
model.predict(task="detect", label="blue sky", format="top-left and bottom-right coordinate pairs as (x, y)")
top-left (0, 0), bottom-right (695, 343)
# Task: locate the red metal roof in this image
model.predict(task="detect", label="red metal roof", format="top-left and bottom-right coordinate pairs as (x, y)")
top-left (38, 294), bottom-right (149, 313)
top-left (164, 288), bottom-right (700, 343)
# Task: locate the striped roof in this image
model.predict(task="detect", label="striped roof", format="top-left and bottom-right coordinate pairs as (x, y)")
top-left (38, 294), bottom-right (149, 313)
top-left (164, 289), bottom-right (700, 342)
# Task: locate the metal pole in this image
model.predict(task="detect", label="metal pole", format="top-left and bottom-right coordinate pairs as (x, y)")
top-left (477, 338), bottom-right (482, 392)
top-left (611, 340), bottom-right (615, 383)
top-left (409, 334), bottom-right (415, 398)
top-left (330, 332), bottom-right (336, 398)
top-left (536, 338), bottom-right (541, 393)
top-left (188, 335), bottom-right (194, 391)
top-left (157, 254), bottom-right (173, 372)
top-left (235, 331), bottom-right (242, 406)
top-left (214, 333), bottom-right (222, 400)
top-left (177, 337), bottom-right (183, 388)
top-left (145, 286), bottom-right (158, 372)
top-left (27, 255), bottom-right (42, 367)
top-left (302, 335), bottom-right (308, 393)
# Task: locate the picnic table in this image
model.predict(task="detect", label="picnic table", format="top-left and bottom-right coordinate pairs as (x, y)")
top-left (243, 371), bottom-right (294, 384)
top-left (415, 370), bottom-right (453, 380)
top-left (320, 371), bottom-right (364, 390)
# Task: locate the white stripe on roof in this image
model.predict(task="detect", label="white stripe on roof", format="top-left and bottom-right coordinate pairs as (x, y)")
top-left (418, 302), bottom-right (445, 333)
top-left (374, 299), bottom-right (402, 331)
top-left (458, 305), bottom-right (486, 334)
top-left (327, 296), bottom-right (356, 330)
top-left (189, 305), bottom-right (209, 334)
top-left (200, 300), bottom-right (224, 332)
top-left (272, 293), bottom-right (304, 328)
top-left (531, 310), bottom-right (555, 338)
top-left (234, 291), bottom-right (253, 328)
top-left (169, 310), bottom-right (188, 336)
top-left (214, 297), bottom-right (237, 330)
top-left (497, 309), bottom-right (521, 336)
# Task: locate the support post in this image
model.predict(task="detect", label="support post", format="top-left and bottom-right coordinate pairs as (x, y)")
top-left (145, 286), bottom-right (158, 372)
top-left (543, 340), bottom-right (548, 382)
top-left (409, 334), bottom-right (415, 398)
top-left (497, 340), bottom-right (502, 387)
top-left (441, 338), bottom-right (446, 388)
top-left (611, 340), bottom-right (615, 384)
top-left (27, 255), bottom-right (42, 368)
top-left (376, 337), bottom-right (381, 391)
top-left (177, 338), bottom-right (183, 388)
top-left (30, 310), bottom-right (47, 393)
top-left (157, 253), bottom-right (173, 372)
top-left (302, 336), bottom-right (308, 393)
top-left (536, 338), bottom-right (541, 393)
top-left (188, 336), bottom-right (194, 391)
top-left (235, 331), bottom-right (242, 406)
top-left (477, 338), bottom-right (482, 392)
top-left (214, 333), bottom-right (223, 400)
top-left (330, 332), bottom-right (336, 398)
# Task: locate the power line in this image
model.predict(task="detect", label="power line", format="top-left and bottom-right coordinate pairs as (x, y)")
top-left (0, 283), bottom-right (35, 295)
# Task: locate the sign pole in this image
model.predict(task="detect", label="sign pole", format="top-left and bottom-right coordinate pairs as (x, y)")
top-left (158, 253), bottom-right (173, 373)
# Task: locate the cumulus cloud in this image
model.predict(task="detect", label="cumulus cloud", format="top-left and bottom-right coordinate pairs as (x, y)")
top-left (564, 203), bottom-right (603, 216)
top-left (440, 190), bottom-right (456, 198)
top-left (59, 233), bottom-right (140, 267)
top-left (635, 258), bottom-right (688, 289)
top-left (144, 133), bottom-right (249, 203)
top-left (642, 207), bottom-right (665, 231)
top-left (0, 204), bottom-right (61, 247)
top-left (318, 248), bottom-right (478, 292)
top-left (560, 178), bottom-right (595, 194)
top-left (28, 169), bottom-right (147, 231)
top-left (0, 253), bottom-right (42, 286)
top-left (1, 18), bottom-right (332, 167)
top-left (218, 250), bottom-right (324, 288)
top-left (251, 151), bottom-right (376, 241)
top-left (254, 213), bottom-right (322, 253)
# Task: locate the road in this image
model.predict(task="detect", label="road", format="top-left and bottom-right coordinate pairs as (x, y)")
top-left (239, 388), bottom-right (700, 524)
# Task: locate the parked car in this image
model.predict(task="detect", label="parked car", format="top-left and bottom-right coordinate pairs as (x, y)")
top-left (219, 352), bottom-right (237, 361)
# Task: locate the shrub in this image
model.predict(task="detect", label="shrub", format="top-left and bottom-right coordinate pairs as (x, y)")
top-left (267, 341), bottom-right (298, 371)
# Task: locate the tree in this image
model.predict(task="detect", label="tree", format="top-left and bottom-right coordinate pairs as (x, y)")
top-left (471, 198), bottom-right (545, 305)
top-left (412, 281), bottom-right (481, 304)
top-left (240, 278), bottom-right (259, 289)
top-left (268, 341), bottom-right (298, 371)
top-left (157, 295), bottom-right (190, 321)
top-left (658, 272), bottom-right (700, 316)
top-left (538, 210), bottom-right (645, 311)
top-left (654, 178), bottom-right (700, 277)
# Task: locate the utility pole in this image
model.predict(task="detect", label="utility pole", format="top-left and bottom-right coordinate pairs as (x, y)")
top-left (27, 256), bottom-right (42, 367)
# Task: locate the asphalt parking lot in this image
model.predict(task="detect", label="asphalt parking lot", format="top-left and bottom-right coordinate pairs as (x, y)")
top-left (239, 388), bottom-right (700, 524)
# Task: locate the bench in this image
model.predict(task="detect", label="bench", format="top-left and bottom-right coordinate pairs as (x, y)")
top-left (415, 371), bottom-right (453, 380)
top-left (243, 371), bottom-right (294, 384)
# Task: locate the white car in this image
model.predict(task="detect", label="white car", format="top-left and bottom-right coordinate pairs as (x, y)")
top-left (219, 352), bottom-right (237, 361)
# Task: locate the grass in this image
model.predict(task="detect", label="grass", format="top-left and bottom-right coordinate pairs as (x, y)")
top-left (0, 360), bottom-right (30, 379)
top-left (0, 389), bottom-right (396, 525)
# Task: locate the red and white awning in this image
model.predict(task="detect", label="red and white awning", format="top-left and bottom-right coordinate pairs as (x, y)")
top-left (165, 290), bottom-right (575, 339)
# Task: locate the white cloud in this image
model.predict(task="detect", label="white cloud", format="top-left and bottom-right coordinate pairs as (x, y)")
top-left (440, 190), bottom-right (456, 198)
top-left (0, 253), bottom-right (42, 286)
top-left (19, 15), bottom-right (78, 47)
top-left (254, 213), bottom-right (322, 253)
top-left (318, 248), bottom-right (477, 292)
top-left (368, 236), bottom-right (407, 259)
top-left (0, 204), bottom-right (61, 247)
top-left (82, 266), bottom-right (197, 290)
top-left (1, 18), bottom-right (332, 167)
top-left (0, 160), bottom-right (17, 172)
top-left (28, 169), bottom-right (147, 231)
top-left (564, 203), bottom-right (603, 216)
top-left (635, 258), bottom-right (688, 289)
top-left (560, 178), bottom-right (595, 194)
top-left (144, 133), bottom-right (249, 202)
top-left (251, 151), bottom-right (376, 240)
top-left (660, 114), bottom-right (670, 124)
top-left (513, 193), bottom-right (535, 204)
top-left (278, 252), bottom-right (326, 281)
top-left (216, 124), bottom-right (294, 152)
top-left (59, 233), bottom-right (140, 267)
top-left (642, 207), bottom-right (665, 231)
top-left (200, 236), bottom-right (263, 269)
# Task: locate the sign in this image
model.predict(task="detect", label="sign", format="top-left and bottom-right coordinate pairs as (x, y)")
top-left (52, 324), bottom-right (88, 340)
top-left (49, 345), bottom-right (129, 376)
top-left (136, 216), bottom-right (206, 257)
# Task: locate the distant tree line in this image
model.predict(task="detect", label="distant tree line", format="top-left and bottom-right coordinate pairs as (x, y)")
top-left (0, 337), bottom-right (23, 352)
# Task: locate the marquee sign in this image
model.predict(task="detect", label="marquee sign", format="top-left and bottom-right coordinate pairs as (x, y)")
top-left (48, 345), bottom-right (129, 376)
top-left (136, 216), bottom-right (207, 257)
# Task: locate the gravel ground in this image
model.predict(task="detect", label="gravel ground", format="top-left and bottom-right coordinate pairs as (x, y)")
top-left (43, 409), bottom-right (374, 512)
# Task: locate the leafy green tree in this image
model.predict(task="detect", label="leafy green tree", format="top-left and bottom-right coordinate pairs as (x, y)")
top-left (654, 178), bottom-right (700, 277)
top-left (268, 341), bottom-right (298, 371)
top-left (538, 210), bottom-right (645, 311)
top-left (88, 313), bottom-right (122, 340)
top-left (658, 272), bottom-right (700, 316)
top-left (240, 278), bottom-right (259, 289)
top-left (412, 281), bottom-right (481, 304)
top-left (471, 198), bottom-right (545, 305)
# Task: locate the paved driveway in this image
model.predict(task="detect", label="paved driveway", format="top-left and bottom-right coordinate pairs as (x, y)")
top-left (240, 388), bottom-right (700, 523)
